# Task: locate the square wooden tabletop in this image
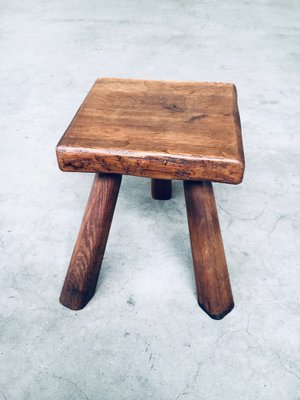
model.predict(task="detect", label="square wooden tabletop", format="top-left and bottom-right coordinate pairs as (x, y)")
top-left (56, 78), bottom-right (244, 183)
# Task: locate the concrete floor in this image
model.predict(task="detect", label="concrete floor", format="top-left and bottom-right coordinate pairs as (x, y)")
top-left (0, 0), bottom-right (299, 399)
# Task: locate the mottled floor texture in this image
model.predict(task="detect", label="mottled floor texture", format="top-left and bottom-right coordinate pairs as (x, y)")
top-left (0, 1), bottom-right (299, 399)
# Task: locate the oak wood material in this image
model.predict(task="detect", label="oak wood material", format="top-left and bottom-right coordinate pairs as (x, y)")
top-left (59, 173), bottom-right (122, 310)
top-left (56, 78), bottom-right (244, 184)
top-left (151, 179), bottom-right (172, 200)
top-left (184, 180), bottom-right (234, 319)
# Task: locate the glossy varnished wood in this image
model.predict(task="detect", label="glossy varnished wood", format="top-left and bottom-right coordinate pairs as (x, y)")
top-left (151, 179), bottom-right (172, 200)
top-left (56, 78), bottom-right (244, 184)
top-left (184, 180), bottom-right (234, 319)
top-left (60, 173), bottom-right (122, 310)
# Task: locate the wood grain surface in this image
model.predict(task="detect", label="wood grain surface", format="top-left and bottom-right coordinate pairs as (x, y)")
top-left (184, 180), bottom-right (234, 319)
top-left (59, 173), bottom-right (122, 310)
top-left (151, 179), bottom-right (172, 200)
top-left (56, 78), bottom-right (244, 184)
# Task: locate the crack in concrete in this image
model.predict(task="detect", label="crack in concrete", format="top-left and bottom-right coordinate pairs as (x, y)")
top-left (267, 215), bottom-right (285, 237)
top-left (1, 391), bottom-right (8, 400)
top-left (246, 307), bottom-right (300, 381)
top-left (175, 329), bottom-right (243, 400)
top-left (217, 202), bottom-right (233, 230)
top-left (48, 373), bottom-right (90, 400)
top-left (174, 383), bottom-right (192, 400)
top-left (238, 204), bottom-right (268, 222)
top-left (274, 351), bottom-right (300, 381)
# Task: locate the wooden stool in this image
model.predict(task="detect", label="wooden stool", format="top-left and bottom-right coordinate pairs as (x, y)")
top-left (56, 78), bottom-right (245, 320)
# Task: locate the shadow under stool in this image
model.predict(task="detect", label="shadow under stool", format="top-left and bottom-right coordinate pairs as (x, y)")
top-left (56, 78), bottom-right (245, 320)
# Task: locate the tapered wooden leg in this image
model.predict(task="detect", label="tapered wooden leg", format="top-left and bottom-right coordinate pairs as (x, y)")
top-left (151, 179), bottom-right (172, 200)
top-left (60, 173), bottom-right (122, 310)
top-left (183, 181), bottom-right (234, 319)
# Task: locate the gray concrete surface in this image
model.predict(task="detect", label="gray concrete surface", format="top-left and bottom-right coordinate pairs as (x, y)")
top-left (0, 0), bottom-right (299, 399)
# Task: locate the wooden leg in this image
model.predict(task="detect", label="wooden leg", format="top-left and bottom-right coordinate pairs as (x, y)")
top-left (60, 173), bottom-right (122, 310)
top-left (151, 179), bottom-right (172, 200)
top-left (183, 181), bottom-right (234, 319)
